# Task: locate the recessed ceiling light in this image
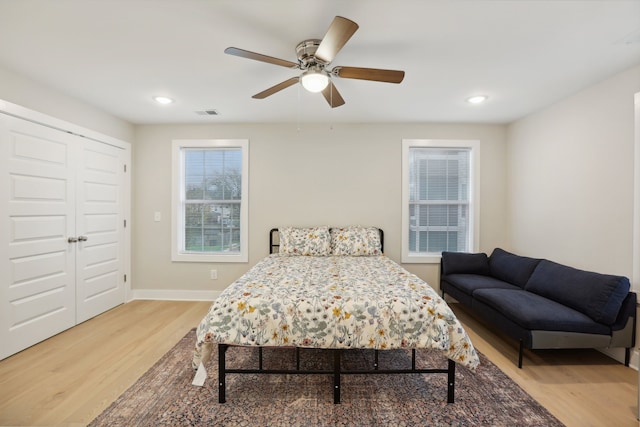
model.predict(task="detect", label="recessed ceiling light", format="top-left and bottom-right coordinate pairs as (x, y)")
top-left (467, 95), bottom-right (488, 104)
top-left (153, 96), bottom-right (174, 105)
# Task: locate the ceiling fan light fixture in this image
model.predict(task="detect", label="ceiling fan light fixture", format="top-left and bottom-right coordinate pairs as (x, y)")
top-left (300, 68), bottom-right (329, 93)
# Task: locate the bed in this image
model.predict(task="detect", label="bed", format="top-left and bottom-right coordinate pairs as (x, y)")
top-left (192, 226), bottom-right (479, 404)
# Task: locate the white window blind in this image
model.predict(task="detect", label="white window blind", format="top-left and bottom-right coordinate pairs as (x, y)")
top-left (184, 148), bottom-right (242, 253)
top-left (409, 148), bottom-right (470, 253)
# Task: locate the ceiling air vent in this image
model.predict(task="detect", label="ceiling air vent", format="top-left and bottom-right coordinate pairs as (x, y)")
top-left (195, 110), bottom-right (219, 116)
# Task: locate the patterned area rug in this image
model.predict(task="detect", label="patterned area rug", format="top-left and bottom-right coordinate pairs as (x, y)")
top-left (89, 329), bottom-right (564, 427)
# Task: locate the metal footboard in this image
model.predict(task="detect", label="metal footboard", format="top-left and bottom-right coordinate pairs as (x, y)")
top-left (217, 344), bottom-right (456, 404)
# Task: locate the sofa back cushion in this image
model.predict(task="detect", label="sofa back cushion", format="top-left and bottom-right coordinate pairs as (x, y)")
top-left (489, 248), bottom-right (542, 288)
top-left (524, 259), bottom-right (630, 325)
top-left (441, 251), bottom-right (490, 276)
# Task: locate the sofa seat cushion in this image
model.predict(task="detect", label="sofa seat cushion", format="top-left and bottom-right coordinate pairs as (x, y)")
top-left (489, 248), bottom-right (542, 288)
top-left (472, 288), bottom-right (611, 335)
top-left (524, 260), bottom-right (630, 325)
top-left (444, 274), bottom-right (520, 296)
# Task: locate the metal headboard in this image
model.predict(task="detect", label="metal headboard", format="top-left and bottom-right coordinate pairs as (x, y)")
top-left (269, 227), bottom-right (384, 254)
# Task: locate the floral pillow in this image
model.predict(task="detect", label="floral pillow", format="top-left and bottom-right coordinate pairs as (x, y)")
top-left (279, 226), bottom-right (331, 256)
top-left (330, 226), bottom-right (382, 256)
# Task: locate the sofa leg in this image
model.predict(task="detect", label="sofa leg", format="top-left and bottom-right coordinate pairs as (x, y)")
top-left (518, 340), bottom-right (523, 369)
top-left (625, 347), bottom-right (631, 367)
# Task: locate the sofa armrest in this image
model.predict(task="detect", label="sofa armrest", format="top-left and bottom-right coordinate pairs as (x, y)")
top-left (441, 251), bottom-right (490, 276)
top-left (611, 292), bottom-right (637, 332)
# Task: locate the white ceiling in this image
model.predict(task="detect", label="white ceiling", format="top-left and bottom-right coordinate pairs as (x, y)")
top-left (1, 0), bottom-right (639, 125)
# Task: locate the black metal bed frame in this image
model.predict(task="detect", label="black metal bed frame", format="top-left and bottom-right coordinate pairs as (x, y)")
top-left (217, 227), bottom-right (457, 404)
top-left (218, 345), bottom-right (456, 404)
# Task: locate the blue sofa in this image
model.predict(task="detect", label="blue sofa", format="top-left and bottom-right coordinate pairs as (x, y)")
top-left (440, 248), bottom-right (637, 368)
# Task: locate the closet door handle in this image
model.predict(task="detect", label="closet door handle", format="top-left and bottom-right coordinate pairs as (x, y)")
top-left (68, 237), bottom-right (78, 243)
top-left (78, 236), bottom-right (88, 242)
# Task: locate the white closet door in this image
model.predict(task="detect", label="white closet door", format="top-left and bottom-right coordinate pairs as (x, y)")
top-left (0, 115), bottom-right (77, 360)
top-left (75, 139), bottom-right (125, 323)
top-left (0, 110), bottom-right (128, 360)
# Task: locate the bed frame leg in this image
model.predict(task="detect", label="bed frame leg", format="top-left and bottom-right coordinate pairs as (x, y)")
top-left (447, 359), bottom-right (456, 403)
top-left (218, 344), bottom-right (228, 403)
top-left (333, 349), bottom-right (341, 404)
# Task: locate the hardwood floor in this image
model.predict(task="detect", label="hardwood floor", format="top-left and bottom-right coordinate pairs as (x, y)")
top-left (0, 300), bottom-right (211, 427)
top-left (451, 304), bottom-right (638, 427)
top-left (0, 300), bottom-right (637, 426)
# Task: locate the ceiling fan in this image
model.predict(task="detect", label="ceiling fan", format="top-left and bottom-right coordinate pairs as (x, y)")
top-left (224, 16), bottom-right (405, 108)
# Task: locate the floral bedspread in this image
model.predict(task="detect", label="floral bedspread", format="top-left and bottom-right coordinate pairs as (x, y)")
top-left (193, 255), bottom-right (479, 369)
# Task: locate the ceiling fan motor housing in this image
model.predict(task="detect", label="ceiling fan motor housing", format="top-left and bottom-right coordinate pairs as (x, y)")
top-left (296, 39), bottom-right (327, 69)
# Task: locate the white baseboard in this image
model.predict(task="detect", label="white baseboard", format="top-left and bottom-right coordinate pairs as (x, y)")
top-left (129, 289), bottom-right (220, 302)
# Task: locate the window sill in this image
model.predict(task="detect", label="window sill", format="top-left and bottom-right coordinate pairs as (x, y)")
top-left (171, 252), bottom-right (248, 263)
top-left (401, 253), bottom-right (442, 264)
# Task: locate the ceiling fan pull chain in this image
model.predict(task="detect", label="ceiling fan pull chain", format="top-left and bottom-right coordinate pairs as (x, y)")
top-left (297, 83), bottom-right (301, 132)
top-left (329, 84), bottom-right (334, 131)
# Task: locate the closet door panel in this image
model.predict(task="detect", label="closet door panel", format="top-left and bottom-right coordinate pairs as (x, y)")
top-left (8, 216), bottom-right (67, 258)
top-left (0, 115), bottom-right (76, 360)
top-left (75, 140), bottom-right (125, 323)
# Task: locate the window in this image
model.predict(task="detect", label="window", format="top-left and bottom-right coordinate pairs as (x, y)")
top-left (401, 139), bottom-right (479, 263)
top-left (172, 139), bottom-right (248, 262)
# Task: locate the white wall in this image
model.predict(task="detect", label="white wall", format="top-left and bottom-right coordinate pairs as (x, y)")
top-left (507, 63), bottom-right (640, 365)
top-left (0, 65), bottom-right (133, 142)
top-left (507, 64), bottom-right (640, 277)
top-left (132, 122), bottom-right (507, 296)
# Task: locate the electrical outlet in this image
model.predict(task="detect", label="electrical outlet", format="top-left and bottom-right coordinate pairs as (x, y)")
top-left (210, 269), bottom-right (218, 280)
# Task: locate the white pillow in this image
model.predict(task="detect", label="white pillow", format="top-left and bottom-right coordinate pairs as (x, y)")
top-left (279, 226), bottom-right (331, 256)
top-left (330, 226), bottom-right (382, 256)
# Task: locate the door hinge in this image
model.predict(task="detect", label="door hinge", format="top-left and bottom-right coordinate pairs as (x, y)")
top-left (124, 219), bottom-right (127, 228)
top-left (124, 164), bottom-right (127, 173)
top-left (124, 274), bottom-right (127, 283)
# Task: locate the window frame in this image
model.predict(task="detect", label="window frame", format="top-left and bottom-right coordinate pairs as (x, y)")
top-left (401, 139), bottom-right (480, 263)
top-left (171, 139), bottom-right (249, 263)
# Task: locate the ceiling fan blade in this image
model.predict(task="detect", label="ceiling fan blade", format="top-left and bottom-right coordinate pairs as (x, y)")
top-left (252, 77), bottom-right (299, 99)
top-left (315, 16), bottom-right (359, 64)
top-left (225, 47), bottom-right (299, 69)
top-left (321, 81), bottom-right (345, 108)
top-left (334, 66), bottom-right (405, 83)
